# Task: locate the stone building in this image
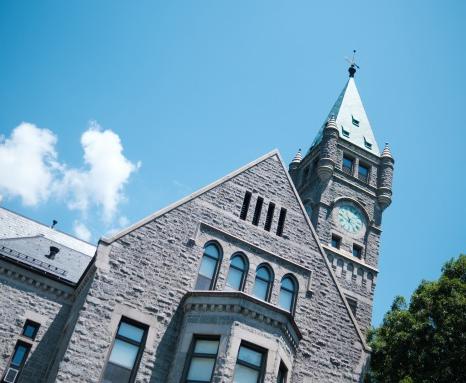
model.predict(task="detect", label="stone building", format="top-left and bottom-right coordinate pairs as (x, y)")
top-left (0, 66), bottom-right (393, 383)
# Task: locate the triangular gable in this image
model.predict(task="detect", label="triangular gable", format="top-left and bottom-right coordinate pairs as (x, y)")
top-left (101, 149), bottom-right (370, 351)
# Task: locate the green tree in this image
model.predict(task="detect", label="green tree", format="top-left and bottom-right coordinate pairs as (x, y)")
top-left (366, 254), bottom-right (466, 383)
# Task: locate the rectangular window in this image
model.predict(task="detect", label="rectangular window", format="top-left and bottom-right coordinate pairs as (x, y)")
top-left (252, 197), bottom-right (264, 226)
top-left (264, 203), bottom-right (275, 232)
top-left (184, 336), bottom-right (220, 383)
top-left (102, 318), bottom-right (148, 383)
top-left (331, 235), bottom-right (341, 249)
top-left (352, 244), bottom-right (362, 259)
top-left (2, 341), bottom-right (31, 383)
top-left (342, 156), bottom-right (353, 175)
top-left (277, 361), bottom-right (288, 383)
top-left (347, 297), bottom-right (358, 316)
top-left (233, 343), bottom-right (266, 383)
top-left (22, 320), bottom-right (40, 340)
top-left (358, 163), bottom-right (369, 183)
top-left (240, 191), bottom-right (252, 220)
top-left (276, 208), bottom-right (287, 237)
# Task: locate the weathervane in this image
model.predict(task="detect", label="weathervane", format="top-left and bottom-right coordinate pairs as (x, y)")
top-left (345, 50), bottom-right (359, 78)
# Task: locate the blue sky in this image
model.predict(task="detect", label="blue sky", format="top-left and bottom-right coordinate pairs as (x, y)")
top-left (0, 1), bottom-right (464, 325)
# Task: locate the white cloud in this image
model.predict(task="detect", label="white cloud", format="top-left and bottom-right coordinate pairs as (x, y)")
top-left (73, 221), bottom-right (92, 242)
top-left (60, 121), bottom-right (140, 222)
top-left (0, 121), bottom-right (140, 237)
top-left (0, 123), bottom-right (59, 206)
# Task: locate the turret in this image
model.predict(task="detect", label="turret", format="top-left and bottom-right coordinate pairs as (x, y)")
top-left (289, 149), bottom-right (302, 184)
top-left (317, 116), bottom-right (339, 181)
top-left (377, 143), bottom-right (395, 210)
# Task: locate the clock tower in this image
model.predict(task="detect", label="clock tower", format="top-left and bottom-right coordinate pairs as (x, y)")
top-left (289, 64), bottom-right (394, 333)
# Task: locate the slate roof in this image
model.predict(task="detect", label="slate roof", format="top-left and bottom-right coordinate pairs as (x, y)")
top-left (311, 77), bottom-right (381, 155)
top-left (0, 207), bottom-right (96, 285)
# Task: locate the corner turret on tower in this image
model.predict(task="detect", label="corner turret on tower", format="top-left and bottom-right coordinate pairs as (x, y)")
top-left (289, 148), bottom-right (302, 183)
top-left (317, 116), bottom-right (339, 181)
top-left (377, 143), bottom-right (395, 210)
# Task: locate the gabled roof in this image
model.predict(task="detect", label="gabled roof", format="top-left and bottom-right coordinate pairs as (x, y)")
top-left (102, 149), bottom-right (370, 351)
top-left (311, 77), bottom-right (380, 155)
top-left (0, 207), bottom-right (95, 257)
top-left (0, 235), bottom-right (92, 285)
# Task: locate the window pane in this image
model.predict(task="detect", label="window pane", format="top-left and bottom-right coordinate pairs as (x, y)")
top-left (199, 256), bottom-right (217, 278)
top-left (195, 274), bottom-right (212, 290)
top-left (279, 289), bottom-right (293, 311)
top-left (23, 324), bottom-right (37, 338)
top-left (204, 244), bottom-right (220, 259)
top-left (187, 357), bottom-right (215, 381)
top-left (233, 364), bottom-right (260, 383)
top-left (238, 346), bottom-right (263, 367)
top-left (256, 267), bottom-right (270, 281)
top-left (226, 267), bottom-right (243, 290)
top-left (252, 279), bottom-right (268, 301)
top-left (231, 255), bottom-right (245, 270)
top-left (358, 165), bottom-right (369, 176)
top-left (343, 157), bottom-right (353, 168)
top-left (102, 362), bottom-right (132, 383)
top-left (118, 322), bottom-right (144, 343)
top-left (109, 339), bottom-right (139, 369)
top-left (11, 345), bottom-right (28, 367)
top-left (281, 277), bottom-right (294, 291)
top-left (194, 340), bottom-right (219, 355)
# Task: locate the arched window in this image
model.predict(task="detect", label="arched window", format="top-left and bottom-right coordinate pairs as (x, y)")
top-left (279, 276), bottom-right (297, 313)
top-left (226, 253), bottom-right (248, 291)
top-left (195, 243), bottom-right (222, 290)
top-left (252, 265), bottom-right (273, 301)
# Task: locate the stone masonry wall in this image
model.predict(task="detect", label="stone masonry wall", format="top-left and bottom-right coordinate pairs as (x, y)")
top-left (56, 154), bottom-right (368, 382)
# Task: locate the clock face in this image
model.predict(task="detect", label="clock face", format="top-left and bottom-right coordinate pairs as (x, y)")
top-left (337, 204), bottom-right (365, 234)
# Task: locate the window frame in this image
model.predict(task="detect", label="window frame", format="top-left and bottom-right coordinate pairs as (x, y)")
top-left (330, 234), bottom-right (341, 249)
top-left (352, 244), bottom-right (363, 259)
top-left (278, 275), bottom-right (298, 314)
top-left (226, 253), bottom-right (248, 291)
top-left (234, 341), bottom-right (267, 383)
top-left (21, 320), bottom-right (40, 340)
top-left (252, 264), bottom-right (274, 302)
top-left (357, 162), bottom-right (370, 183)
top-left (277, 361), bottom-right (288, 383)
top-left (342, 155), bottom-right (354, 175)
top-left (101, 317), bottom-right (148, 383)
top-left (182, 335), bottom-right (220, 383)
top-left (195, 242), bottom-right (223, 291)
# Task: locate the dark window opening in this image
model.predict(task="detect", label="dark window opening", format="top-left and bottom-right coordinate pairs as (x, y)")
top-left (252, 197), bottom-right (264, 226)
top-left (277, 362), bottom-right (288, 383)
top-left (22, 320), bottom-right (40, 340)
top-left (240, 191), bottom-right (252, 220)
top-left (352, 244), bottom-right (362, 259)
top-left (102, 318), bottom-right (148, 383)
top-left (364, 137), bottom-right (372, 150)
top-left (233, 343), bottom-right (267, 383)
top-left (183, 336), bottom-right (220, 383)
top-left (264, 203), bottom-right (275, 232)
top-left (341, 126), bottom-right (350, 137)
top-left (195, 243), bottom-right (222, 290)
top-left (276, 208), bottom-right (287, 237)
top-left (342, 156), bottom-right (353, 175)
top-left (45, 246), bottom-right (60, 260)
top-left (2, 341), bottom-right (32, 383)
top-left (226, 253), bottom-right (248, 291)
top-left (358, 163), bottom-right (370, 183)
top-left (331, 235), bottom-right (341, 249)
top-left (351, 115), bottom-right (360, 127)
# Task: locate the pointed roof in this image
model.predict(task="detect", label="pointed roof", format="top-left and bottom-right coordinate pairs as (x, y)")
top-left (311, 77), bottom-right (380, 155)
top-left (291, 149), bottom-right (302, 164)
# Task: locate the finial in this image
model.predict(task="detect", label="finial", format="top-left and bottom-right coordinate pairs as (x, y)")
top-left (381, 142), bottom-right (393, 158)
top-left (291, 149), bottom-right (302, 164)
top-left (345, 50), bottom-right (360, 78)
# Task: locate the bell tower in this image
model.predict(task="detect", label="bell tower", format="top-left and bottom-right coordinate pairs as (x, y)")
top-left (289, 63), bottom-right (394, 333)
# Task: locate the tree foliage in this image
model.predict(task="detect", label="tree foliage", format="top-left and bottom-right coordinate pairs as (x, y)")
top-left (366, 254), bottom-right (466, 383)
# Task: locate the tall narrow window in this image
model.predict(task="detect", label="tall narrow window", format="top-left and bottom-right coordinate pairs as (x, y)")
top-left (252, 265), bottom-right (273, 302)
top-left (277, 362), bottom-right (288, 383)
top-left (358, 163), bottom-right (369, 183)
top-left (276, 208), bottom-right (287, 237)
top-left (264, 203), bottom-right (275, 231)
top-left (233, 343), bottom-right (266, 383)
top-left (331, 234), bottom-right (341, 249)
top-left (352, 244), bottom-right (362, 259)
top-left (278, 276), bottom-right (297, 313)
top-left (226, 253), bottom-right (248, 291)
top-left (347, 297), bottom-right (358, 316)
top-left (240, 191), bottom-right (252, 220)
top-left (102, 319), bottom-right (148, 383)
top-left (252, 197), bottom-right (264, 226)
top-left (22, 320), bottom-right (40, 340)
top-left (184, 336), bottom-right (219, 383)
top-left (2, 341), bottom-right (31, 383)
top-left (195, 243), bottom-right (222, 290)
top-left (342, 156), bottom-right (353, 175)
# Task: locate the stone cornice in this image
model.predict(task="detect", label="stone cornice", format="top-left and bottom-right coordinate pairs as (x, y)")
top-left (182, 291), bottom-right (302, 350)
